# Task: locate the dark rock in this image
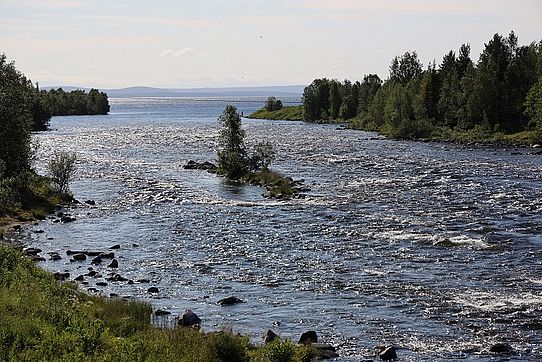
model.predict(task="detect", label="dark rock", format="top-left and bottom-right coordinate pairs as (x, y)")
top-left (30, 255), bottom-right (46, 262)
top-left (75, 275), bottom-right (85, 282)
top-left (148, 287), bottom-right (159, 293)
top-left (110, 293), bottom-right (118, 297)
top-left (87, 270), bottom-right (98, 277)
top-left (132, 243), bottom-right (139, 247)
top-left (155, 309), bottom-right (171, 316)
top-left (298, 331), bottom-right (318, 345)
top-left (88, 287), bottom-right (98, 293)
top-left (379, 346), bottom-right (397, 361)
top-left (12, 224), bottom-right (21, 231)
top-left (107, 259), bottom-right (118, 268)
top-left (100, 252), bottom-right (115, 259)
top-left (137, 278), bottom-right (150, 283)
top-left (217, 296), bottom-right (243, 306)
top-left (127, 280), bottom-right (134, 284)
top-left (23, 247), bottom-right (42, 256)
top-left (179, 309), bottom-right (201, 327)
top-left (91, 256), bottom-right (102, 264)
top-left (53, 272), bottom-right (70, 281)
top-left (264, 329), bottom-right (279, 344)
top-left (66, 249), bottom-right (86, 255)
top-left (61, 215), bottom-right (76, 223)
top-left (96, 282), bottom-right (108, 287)
top-left (109, 244), bottom-right (120, 249)
top-left (312, 343), bottom-right (339, 359)
top-left (183, 160), bottom-right (217, 171)
top-left (84, 199), bottom-right (96, 205)
top-left (489, 343), bottom-right (513, 353)
top-left (72, 253), bottom-right (87, 261)
top-left (57, 212), bottom-right (64, 217)
top-left (106, 273), bottom-right (128, 282)
top-left (49, 253), bottom-right (62, 261)
top-left (33, 229), bottom-right (45, 234)
top-left (86, 251), bottom-right (103, 256)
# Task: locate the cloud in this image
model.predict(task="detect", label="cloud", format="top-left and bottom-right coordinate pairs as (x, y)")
top-left (159, 48), bottom-right (194, 58)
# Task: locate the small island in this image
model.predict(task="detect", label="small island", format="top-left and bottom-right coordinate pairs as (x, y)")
top-left (248, 96), bottom-right (303, 121)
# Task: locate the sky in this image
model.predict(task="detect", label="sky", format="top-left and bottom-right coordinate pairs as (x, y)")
top-left (1, 0), bottom-right (541, 89)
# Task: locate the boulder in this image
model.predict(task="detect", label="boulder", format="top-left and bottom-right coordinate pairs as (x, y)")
top-left (84, 200), bottom-right (96, 205)
top-left (23, 247), bottom-right (42, 256)
top-left (298, 331), bottom-right (318, 345)
top-left (49, 253), bottom-right (62, 261)
top-left (155, 309), bottom-right (171, 316)
top-left (312, 343), bottom-right (339, 359)
top-left (107, 259), bottom-right (119, 268)
top-left (96, 282), bottom-right (108, 287)
top-left (72, 253), bottom-right (87, 261)
top-left (106, 274), bottom-right (128, 282)
top-left (179, 309), bottom-right (201, 327)
top-left (183, 160), bottom-right (217, 171)
top-left (217, 296), bottom-right (243, 306)
top-left (148, 287), bottom-right (159, 293)
top-left (489, 343), bottom-right (513, 354)
top-left (74, 275), bottom-right (85, 282)
top-left (137, 278), bottom-right (150, 283)
top-left (100, 252), bottom-right (115, 259)
top-left (91, 256), bottom-right (102, 264)
top-left (109, 244), bottom-right (120, 249)
top-left (379, 346), bottom-right (397, 361)
top-left (61, 215), bottom-right (76, 223)
top-left (264, 330), bottom-right (279, 344)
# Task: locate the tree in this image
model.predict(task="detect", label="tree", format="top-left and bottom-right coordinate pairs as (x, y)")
top-left (525, 76), bottom-right (542, 134)
top-left (390, 51), bottom-right (423, 84)
top-left (48, 150), bottom-right (77, 194)
top-left (217, 106), bottom-right (247, 179)
top-left (250, 141), bottom-right (276, 170)
top-left (0, 53), bottom-right (33, 177)
top-left (265, 97), bottom-right (283, 112)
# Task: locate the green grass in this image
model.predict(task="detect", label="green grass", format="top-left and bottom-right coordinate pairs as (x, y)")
top-left (0, 245), bottom-right (327, 361)
top-left (248, 106), bottom-right (304, 121)
top-left (244, 169), bottom-right (297, 197)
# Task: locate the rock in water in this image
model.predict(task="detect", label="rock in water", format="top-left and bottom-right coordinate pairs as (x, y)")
top-left (179, 309), bottom-right (201, 327)
top-left (154, 309), bottom-right (171, 317)
top-left (489, 343), bottom-right (513, 353)
top-left (217, 296), bottom-right (243, 306)
top-left (147, 287), bottom-right (159, 293)
top-left (264, 330), bottom-right (279, 344)
top-left (107, 259), bottom-right (118, 268)
top-left (298, 330), bottom-right (318, 345)
top-left (379, 346), bottom-right (397, 361)
top-left (72, 253), bottom-right (87, 261)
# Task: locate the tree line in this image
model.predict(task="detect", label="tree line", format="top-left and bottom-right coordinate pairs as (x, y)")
top-left (1, 53), bottom-right (100, 215)
top-left (302, 32), bottom-right (542, 141)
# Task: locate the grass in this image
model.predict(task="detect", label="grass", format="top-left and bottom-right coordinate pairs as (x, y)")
top-left (248, 106), bottom-right (304, 121)
top-left (0, 245), bottom-right (326, 361)
top-left (244, 169), bottom-right (298, 198)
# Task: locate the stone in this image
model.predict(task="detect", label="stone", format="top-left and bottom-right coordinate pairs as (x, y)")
top-left (100, 252), bottom-right (115, 259)
top-left (74, 275), bottom-right (85, 281)
top-left (155, 309), bottom-right (171, 316)
top-left (72, 253), bottom-right (87, 261)
top-left (148, 287), bottom-right (159, 293)
top-left (61, 215), bottom-right (76, 223)
top-left (53, 272), bottom-right (70, 281)
top-left (264, 330), bottom-right (279, 344)
top-left (87, 270), bottom-right (98, 277)
top-left (107, 259), bottom-right (118, 268)
top-left (109, 244), bottom-right (120, 249)
top-left (66, 249), bottom-right (86, 255)
top-left (23, 247), bottom-right (42, 256)
top-left (179, 309), bottom-right (201, 327)
top-left (137, 278), bottom-right (151, 283)
top-left (217, 296), bottom-right (243, 306)
top-left (50, 253), bottom-right (62, 261)
top-left (312, 343), bottom-right (339, 359)
top-left (489, 343), bottom-right (513, 353)
top-left (96, 282), bottom-right (108, 287)
top-left (106, 274), bottom-right (128, 282)
top-left (298, 331), bottom-right (318, 345)
top-left (379, 346), bottom-right (397, 361)
top-left (86, 251), bottom-right (103, 256)
top-left (91, 256), bottom-right (102, 264)
top-left (183, 160), bottom-right (217, 171)
top-left (84, 199), bottom-right (96, 205)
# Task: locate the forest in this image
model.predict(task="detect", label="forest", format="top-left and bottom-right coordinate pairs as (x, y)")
top-left (302, 32), bottom-right (542, 142)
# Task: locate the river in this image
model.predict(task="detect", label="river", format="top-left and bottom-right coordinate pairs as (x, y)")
top-left (23, 97), bottom-right (542, 360)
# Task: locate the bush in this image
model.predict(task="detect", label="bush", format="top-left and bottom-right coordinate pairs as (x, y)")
top-left (265, 97), bottom-right (283, 112)
top-left (48, 151), bottom-right (77, 195)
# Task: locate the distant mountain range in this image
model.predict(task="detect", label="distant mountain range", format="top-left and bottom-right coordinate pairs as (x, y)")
top-left (41, 85), bottom-right (306, 97)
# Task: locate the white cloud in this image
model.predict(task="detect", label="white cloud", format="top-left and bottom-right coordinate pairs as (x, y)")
top-left (159, 48), bottom-right (194, 58)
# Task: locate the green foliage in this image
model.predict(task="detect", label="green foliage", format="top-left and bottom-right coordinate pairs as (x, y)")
top-left (40, 88), bottom-right (110, 116)
top-left (524, 75), bottom-right (542, 132)
top-left (259, 339), bottom-right (295, 362)
top-left (217, 106), bottom-right (247, 179)
top-left (249, 105), bottom-right (303, 121)
top-left (265, 97), bottom-right (283, 112)
top-left (48, 150), bottom-right (78, 195)
top-left (250, 141), bottom-right (276, 171)
top-left (0, 244), bottom-right (264, 361)
top-left (303, 32), bottom-right (542, 142)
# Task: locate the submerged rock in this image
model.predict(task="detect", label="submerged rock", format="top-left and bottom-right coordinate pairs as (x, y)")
top-left (489, 343), bottom-right (513, 354)
top-left (217, 296), bottom-right (243, 306)
top-left (183, 160), bottom-right (217, 172)
top-left (107, 259), bottom-right (119, 268)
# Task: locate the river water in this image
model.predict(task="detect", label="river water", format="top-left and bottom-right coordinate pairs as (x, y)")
top-left (24, 97), bottom-right (542, 360)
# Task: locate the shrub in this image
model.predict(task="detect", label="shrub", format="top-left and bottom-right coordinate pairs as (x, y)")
top-left (265, 97), bottom-right (283, 112)
top-left (48, 151), bottom-right (77, 195)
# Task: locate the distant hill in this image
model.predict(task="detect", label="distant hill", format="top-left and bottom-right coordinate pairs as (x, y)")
top-left (41, 85), bottom-right (306, 98)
